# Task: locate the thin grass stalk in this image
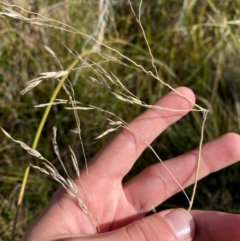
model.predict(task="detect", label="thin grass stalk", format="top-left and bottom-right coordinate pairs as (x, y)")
top-left (1, 1), bottom-right (212, 236)
top-left (11, 52), bottom-right (90, 240)
top-left (188, 110), bottom-right (209, 211)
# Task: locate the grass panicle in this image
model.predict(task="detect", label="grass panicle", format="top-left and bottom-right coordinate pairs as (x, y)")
top-left (1, 0), bottom-right (207, 232)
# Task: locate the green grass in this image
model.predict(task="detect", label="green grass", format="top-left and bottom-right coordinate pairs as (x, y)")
top-left (0, 0), bottom-right (240, 240)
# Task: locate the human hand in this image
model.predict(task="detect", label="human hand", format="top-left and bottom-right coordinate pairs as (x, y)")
top-left (22, 87), bottom-right (240, 241)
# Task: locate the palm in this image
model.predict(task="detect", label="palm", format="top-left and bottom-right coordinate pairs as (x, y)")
top-left (52, 174), bottom-right (140, 234)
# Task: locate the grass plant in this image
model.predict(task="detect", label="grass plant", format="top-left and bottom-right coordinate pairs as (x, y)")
top-left (0, 0), bottom-right (240, 240)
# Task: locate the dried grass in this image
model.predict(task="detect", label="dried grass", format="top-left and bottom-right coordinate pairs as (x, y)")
top-left (0, 0), bottom-right (209, 234)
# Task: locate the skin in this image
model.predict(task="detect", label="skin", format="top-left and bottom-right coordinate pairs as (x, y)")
top-left (22, 87), bottom-right (240, 241)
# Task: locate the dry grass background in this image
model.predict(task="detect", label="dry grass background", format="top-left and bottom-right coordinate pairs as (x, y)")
top-left (0, 0), bottom-right (240, 240)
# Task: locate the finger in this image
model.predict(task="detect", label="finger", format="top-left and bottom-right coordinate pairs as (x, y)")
top-left (88, 87), bottom-right (195, 179)
top-left (191, 211), bottom-right (240, 241)
top-left (123, 133), bottom-right (240, 211)
top-left (54, 209), bottom-right (195, 241)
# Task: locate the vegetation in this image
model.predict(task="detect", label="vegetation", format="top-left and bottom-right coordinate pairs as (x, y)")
top-left (0, 0), bottom-right (240, 240)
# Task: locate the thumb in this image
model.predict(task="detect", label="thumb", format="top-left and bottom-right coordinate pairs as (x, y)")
top-left (120, 208), bottom-right (195, 241)
top-left (61, 209), bottom-right (195, 241)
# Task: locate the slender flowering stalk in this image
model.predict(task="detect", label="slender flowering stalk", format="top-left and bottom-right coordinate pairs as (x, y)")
top-left (0, 1), bottom-right (209, 233)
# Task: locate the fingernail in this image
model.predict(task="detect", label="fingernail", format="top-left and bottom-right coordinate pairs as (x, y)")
top-left (161, 209), bottom-right (195, 239)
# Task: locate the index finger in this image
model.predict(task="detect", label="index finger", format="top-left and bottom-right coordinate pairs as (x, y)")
top-left (191, 211), bottom-right (240, 241)
top-left (88, 87), bottom-right (196, 179)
